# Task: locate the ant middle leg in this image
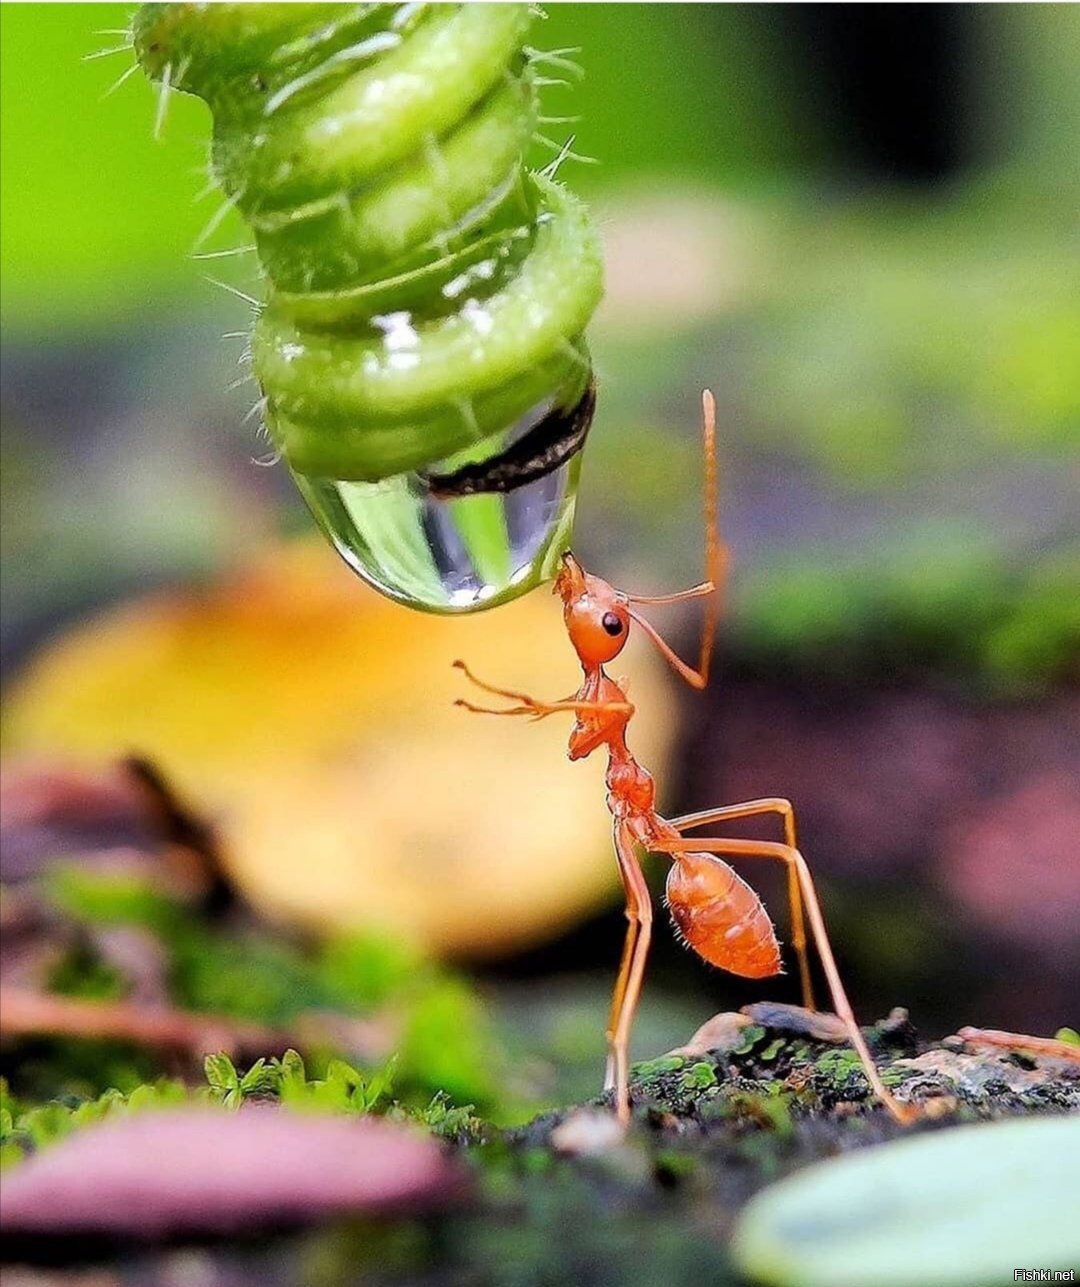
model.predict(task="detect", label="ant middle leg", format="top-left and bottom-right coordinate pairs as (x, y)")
top-left (667, 799), bottom-right (815, 1010)
top-left (649, 834), bottom-right (916, 1125)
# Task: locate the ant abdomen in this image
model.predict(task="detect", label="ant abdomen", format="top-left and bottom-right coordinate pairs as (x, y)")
top-left (665, 852), bottom-right (782, 978)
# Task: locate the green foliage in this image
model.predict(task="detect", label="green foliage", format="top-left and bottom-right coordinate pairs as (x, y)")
top-left (202, 1051), bottom-right (242, 1102)
top-left (47, 866), bottom-right (354, 1026)
top-left (738, 530), bottom-right (1079, 693)
top-left (729, 1082), bottom-right (795, 1139)
top-left (812, 1049), bottom-right (862, 1080)
top-left (313, 932), bottom-right (497, 1102)
top-left (30, 864), bottom-right (503, 1114)
top-left (316, 933), bottom-right (423, 1010)
top-left (1, 1047), bottom-right (481, 1169)
top-left (416, 1090), bottom-right (483, 1141)
top-left (1, 1074), bottom-right (188, 1167)
top-left (47, 943), bottom-right (127, 1002)
top-left (204, 1049), bottom-right (396, 1116)
top-left (397, 977), bottom-right (498, 1106)
top-left (279, 1057), bottom-right (396, 1117)
top-left (47, 865), bottom-right (178, 932)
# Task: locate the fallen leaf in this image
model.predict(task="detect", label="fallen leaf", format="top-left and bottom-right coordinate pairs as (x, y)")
top-left (731, 1115), bottom-right (1080, 1287)
top-left (3, 541), bottom-right (674, 956)
top-left (0, 1106), bottom-right (460, 1238)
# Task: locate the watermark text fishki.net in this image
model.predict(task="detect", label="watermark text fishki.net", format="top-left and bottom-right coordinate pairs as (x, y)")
top-left (1014, 1272), bottom-right (1076, 1283)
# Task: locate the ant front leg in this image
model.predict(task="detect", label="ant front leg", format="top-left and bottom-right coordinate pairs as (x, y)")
top-left (668, 799), bottom-right (815, 1010)
top-left (452, 660), bottom-right (631, 721)
top-left (649, 834), bottom-right (917, 1126)
top-left (453, 659), bottom-right (545, 708)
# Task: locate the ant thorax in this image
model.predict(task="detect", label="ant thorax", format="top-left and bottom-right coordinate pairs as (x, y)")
top-left (605, 752), bottom-right (656, 819)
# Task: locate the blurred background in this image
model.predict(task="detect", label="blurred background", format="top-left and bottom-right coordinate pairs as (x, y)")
top-left (2, 3), bottom-right (1078, 1125)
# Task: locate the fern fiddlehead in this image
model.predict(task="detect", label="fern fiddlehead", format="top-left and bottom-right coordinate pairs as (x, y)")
top-left (134, 2), bottom-right (603, 611)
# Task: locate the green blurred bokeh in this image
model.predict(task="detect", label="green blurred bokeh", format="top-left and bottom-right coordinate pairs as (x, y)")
top-left (2, 2), bottom-right (1077, 677)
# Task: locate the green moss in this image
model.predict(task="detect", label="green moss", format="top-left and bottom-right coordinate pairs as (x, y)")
top-left (680, 1061), bottom-right (719, 1091)
top-left (630, 1054), bottom-right (687, 1080)
top-left (653, 1148), bottom-right (699, 1185)
top-left (812, 1049), bottom-right (863, 1083)
top-left (733, 1025), bottom-right (768, 1056)
top-left (728, 1083), bottom-right (795, 1138)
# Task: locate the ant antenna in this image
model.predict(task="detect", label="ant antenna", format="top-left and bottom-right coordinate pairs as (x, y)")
top-left (626, 390), bottom-right (725, 690)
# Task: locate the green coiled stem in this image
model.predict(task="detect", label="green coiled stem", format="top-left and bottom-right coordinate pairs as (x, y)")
top-left (134, 2), bottom-right (603, 484)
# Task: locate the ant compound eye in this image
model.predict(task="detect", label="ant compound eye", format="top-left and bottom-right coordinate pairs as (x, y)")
top-left (601, 612), bottom-right (624, 637)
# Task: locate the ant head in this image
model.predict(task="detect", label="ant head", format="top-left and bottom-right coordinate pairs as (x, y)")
top-left (555, 552), bottom-right (630, 667)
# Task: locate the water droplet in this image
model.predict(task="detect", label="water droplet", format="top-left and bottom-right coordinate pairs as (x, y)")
top-left (291, 394), bottom-right (587, 613)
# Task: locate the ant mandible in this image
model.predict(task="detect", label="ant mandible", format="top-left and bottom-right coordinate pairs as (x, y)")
top-left (454, 391), bottom-right (915, 1126)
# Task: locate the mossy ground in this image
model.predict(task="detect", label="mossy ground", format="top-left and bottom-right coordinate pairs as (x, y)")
top-left (4, 1008), bottom-right (1076, 1286)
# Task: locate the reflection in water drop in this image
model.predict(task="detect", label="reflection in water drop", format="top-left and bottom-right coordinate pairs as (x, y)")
top-left (292, 398), bottom-right (585, 613)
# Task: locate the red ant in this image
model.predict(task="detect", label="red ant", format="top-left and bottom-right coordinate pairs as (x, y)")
top-left (455, 391), bottom-right (915, 1126)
